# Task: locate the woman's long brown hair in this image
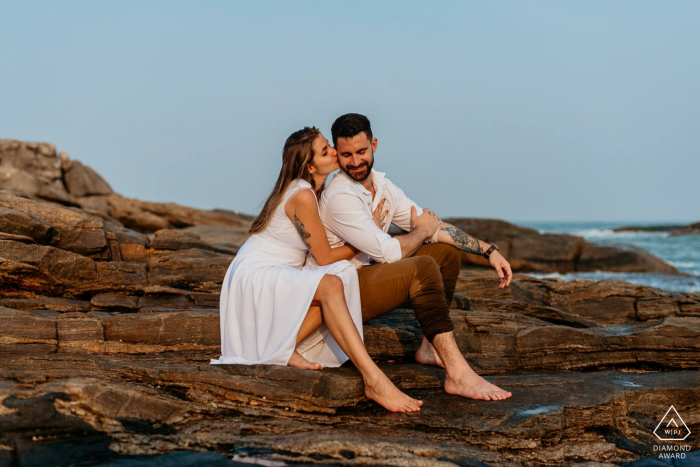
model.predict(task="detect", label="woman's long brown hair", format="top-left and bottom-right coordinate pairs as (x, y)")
top-left (249, 127), bottom-right (322, 235)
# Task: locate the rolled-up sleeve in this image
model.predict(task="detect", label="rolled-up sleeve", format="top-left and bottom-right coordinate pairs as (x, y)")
top-left (388, 183), bottom-right (439, 243)
top-left (325, 192), bottom-right (402, 263)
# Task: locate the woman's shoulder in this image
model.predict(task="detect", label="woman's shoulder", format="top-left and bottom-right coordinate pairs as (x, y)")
top-left (285, 179), bottom-right (315, 200)
top-left (282, 179), bottom-right (317, 211)
top-left (290, 178), bottom-right (313, 190)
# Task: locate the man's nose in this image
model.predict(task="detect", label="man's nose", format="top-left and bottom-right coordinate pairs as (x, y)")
top-left (351, 155), bottom-right (362, 166)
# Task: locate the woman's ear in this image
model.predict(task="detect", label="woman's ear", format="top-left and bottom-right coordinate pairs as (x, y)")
top-left (307, 164), bottom-right (315, 175)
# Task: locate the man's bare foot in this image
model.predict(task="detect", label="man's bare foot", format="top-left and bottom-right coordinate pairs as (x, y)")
top-left (414, 337), bottom-right (445, 368)
top-left (445, 369), bottom-right (512, 401)
top-left (287, 350), bottom-right (322, 370)
top-left (364, 372), bottom-right (423, 412)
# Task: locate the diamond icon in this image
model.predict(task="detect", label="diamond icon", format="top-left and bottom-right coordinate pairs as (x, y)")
top-left (654, 405), bottom-right (691, 441)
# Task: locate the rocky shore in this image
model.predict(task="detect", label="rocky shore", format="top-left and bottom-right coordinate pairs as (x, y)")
top-left (1, 139), bottom-right (698, 465)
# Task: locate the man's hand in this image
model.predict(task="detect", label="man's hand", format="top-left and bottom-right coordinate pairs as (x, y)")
top-left (410, 206), bottom-right (441, 240)
top-left (489, 250), bottom-right (513, 288)
top-left (396, 207), bottom-right (441, 259)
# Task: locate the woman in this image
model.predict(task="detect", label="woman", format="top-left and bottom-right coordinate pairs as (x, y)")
top-left (211, 127), bottom-right (423, 413)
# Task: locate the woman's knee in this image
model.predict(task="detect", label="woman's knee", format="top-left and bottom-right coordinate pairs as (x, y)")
top-left (316, 274), bottom-right (344, 300)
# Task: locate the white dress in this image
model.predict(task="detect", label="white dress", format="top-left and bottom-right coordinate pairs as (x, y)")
top-left (211, 179), bottom-right (364, 367)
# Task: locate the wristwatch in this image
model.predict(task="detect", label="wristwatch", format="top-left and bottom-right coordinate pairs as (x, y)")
top-left (483, 244), bottom-right (499, 259)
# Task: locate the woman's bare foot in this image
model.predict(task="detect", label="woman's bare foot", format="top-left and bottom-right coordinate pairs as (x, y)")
top-left (364, 372), bottom-right (423, 412)
top-left (414, 337), bottom-right (445, 368)
top-left (444, 368), bottom-right (512, 401)
top-left (287, 350), bottom-right (322, 370)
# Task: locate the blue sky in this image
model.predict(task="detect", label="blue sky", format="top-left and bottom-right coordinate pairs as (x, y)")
top-left (1, 1), bottom-right (698, 222)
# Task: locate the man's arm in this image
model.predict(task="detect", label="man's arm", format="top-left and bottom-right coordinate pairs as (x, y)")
top-left (396, 206), bottom-right (441, 258)
top-left (324, 192), bottom-right (404, 263)
top-left (324, 193), bottom-right (440, 263)
top-left (387, 181), bottom-right (440, 244)
top-left (438, 221), bottom-right (513, 288)
top-left (437, 222), bottom-right (489, 255)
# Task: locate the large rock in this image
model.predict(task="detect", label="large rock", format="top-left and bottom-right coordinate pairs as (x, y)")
top-left (364, 308), bottom-right (700, 373)
top-left (0, 140), bottom-right (72, 203)
top-left (0, 239), bottom-right (149, 298)
top-left (454, 270), bottom-right (700, 326)
top-left (104, 194), bottom-right (252, 234)
top-left (181, 224), bottom-right (250, 248)
top-left (60, 153), bottom-right (113, 197)
top-left (149, 229), bottom-right (238, 255)
top-left (146, 248), bottom-right (233, 292)
top-left (3, 302), bottom-right (699, 375)
top-left (0, 350), bottom-right (698, 465)
top-left (0, 190), bottom-right (109, 257)
top-left (0, 204), bottom-right (56, 244)
top-left (445, 218), bottom-right (679, 274)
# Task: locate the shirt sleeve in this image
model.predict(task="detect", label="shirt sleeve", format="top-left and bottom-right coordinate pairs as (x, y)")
top-left (324, 192), bottom-right (402, 263)
top-left (387, 182), bottom-right (439, 243)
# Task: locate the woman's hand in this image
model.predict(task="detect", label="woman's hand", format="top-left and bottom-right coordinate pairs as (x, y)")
top-left (373, 198), bottom-right (388, 230)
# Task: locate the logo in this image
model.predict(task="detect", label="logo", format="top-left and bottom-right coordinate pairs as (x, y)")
top-left (654, 405), bottom-right (691, 441)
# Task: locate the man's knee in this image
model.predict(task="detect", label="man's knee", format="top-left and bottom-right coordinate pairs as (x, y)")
top-left (410, 255), bottom-right (441, 278)
top-left (407, 256), bottom-right (443, 295)
top-left (446, 245), bottom-right (462, 268)
top-left (432, 243), bottom-right (462, 271)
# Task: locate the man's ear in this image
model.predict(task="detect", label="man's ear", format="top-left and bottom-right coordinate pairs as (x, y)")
top-left (371, 138), bottom-right (378, 153)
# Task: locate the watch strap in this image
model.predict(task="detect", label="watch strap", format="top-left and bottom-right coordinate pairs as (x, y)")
top-left (483, 244), bottom-right (498, 259)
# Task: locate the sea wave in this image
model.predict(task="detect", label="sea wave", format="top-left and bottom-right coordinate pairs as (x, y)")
top-left (670, 261), bottom-right (697, 268)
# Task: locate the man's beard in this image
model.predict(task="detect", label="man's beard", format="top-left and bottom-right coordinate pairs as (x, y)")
top-left (341, 153), bottom-right (374, 182)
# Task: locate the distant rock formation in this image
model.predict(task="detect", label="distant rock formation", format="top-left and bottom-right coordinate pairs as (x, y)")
top-left (615, 221), bottom-right (700, 237)
top-left (0, 139), bottom-right (252, 234)
top-left (445, 218), bottom-right (679, 274)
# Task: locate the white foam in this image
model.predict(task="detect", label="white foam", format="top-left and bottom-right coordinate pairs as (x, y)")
top-left (671, 261), bottom-right (697, 268)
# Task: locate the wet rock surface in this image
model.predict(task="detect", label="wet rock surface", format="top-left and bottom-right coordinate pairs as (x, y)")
top-left (1, 140), bottom-right (698, 465)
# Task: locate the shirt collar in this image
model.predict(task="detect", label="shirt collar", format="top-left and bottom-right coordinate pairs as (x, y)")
top-left (336, 168), bottom-right (386, 196)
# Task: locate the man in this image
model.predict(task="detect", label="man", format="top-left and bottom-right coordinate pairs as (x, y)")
top-left (320, 113), bottom-right (513, 401)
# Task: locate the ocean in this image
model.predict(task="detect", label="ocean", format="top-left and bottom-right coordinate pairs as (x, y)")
top-left (517, 222), bottom-right (700, 294)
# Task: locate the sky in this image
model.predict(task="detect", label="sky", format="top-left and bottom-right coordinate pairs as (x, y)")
top-left (1, 1), bottom-right (698, 223)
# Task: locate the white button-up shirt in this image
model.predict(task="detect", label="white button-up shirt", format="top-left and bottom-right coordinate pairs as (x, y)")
top-left (319, 169), bottom-right (438, 269)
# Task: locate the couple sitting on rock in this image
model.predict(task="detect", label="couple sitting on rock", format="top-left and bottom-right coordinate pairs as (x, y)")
top-left (212, 113), bottom-right (513, 412)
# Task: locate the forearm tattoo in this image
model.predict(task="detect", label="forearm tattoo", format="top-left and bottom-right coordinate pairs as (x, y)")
top-left (293, 210), bottom-right (312, 251)
top-left (441, 226), bottom-right (483, 255)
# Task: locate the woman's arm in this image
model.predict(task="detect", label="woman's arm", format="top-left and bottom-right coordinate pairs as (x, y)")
top-left (284, 189), bottom-right (358, 266)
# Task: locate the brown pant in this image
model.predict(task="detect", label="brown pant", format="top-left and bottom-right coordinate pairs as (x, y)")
top-left (357, 243), bottom-right (461, 343)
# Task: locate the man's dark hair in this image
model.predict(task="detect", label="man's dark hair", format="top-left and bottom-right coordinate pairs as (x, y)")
top-left (331, 113), bottom-right (373, 147)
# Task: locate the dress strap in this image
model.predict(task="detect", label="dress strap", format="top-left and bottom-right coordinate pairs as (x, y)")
top-left (283, 179), bottom-right (317, 205)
